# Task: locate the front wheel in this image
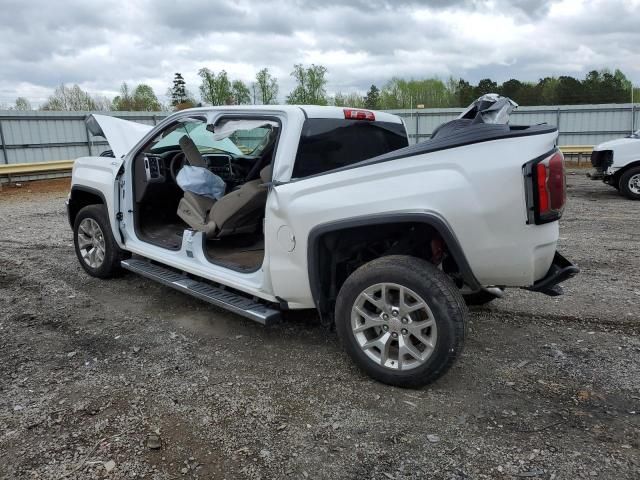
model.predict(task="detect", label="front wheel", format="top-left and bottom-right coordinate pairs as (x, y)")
top-left (335, 255), bottom-right (467, 388)
top-left (619, 166), bottom-right (640, 200)
top-left (73, 205), bottom-right (127, 278)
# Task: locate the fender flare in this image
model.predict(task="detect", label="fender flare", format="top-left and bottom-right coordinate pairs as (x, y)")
top-left (607, 159), bottom-right (640, 187)
top-left (67, 185), bottom-right (107, 227)
top-left (616, 159), bottom-right (640, 175)
top-left (68, 185), bottom-right (125, 247)
top-left (306, 212), bottom-right (482, 314)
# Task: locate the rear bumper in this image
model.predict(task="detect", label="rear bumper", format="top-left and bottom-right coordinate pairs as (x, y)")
top-left (525, 251), bottom-right (579, 296)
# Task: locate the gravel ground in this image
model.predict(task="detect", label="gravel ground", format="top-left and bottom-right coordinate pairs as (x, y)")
top-left (0, 173), bottom-right (639, 479)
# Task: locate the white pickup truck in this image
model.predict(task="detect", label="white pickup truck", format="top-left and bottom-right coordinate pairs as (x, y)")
top-left (66, 97), bottom-right (578, 387)
top-left (589, 130), bottom-right (640, 200)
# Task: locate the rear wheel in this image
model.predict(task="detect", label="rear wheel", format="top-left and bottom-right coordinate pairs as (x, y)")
top-left (335, 255), bottom-right (467, 388)
top-left (619, 166), bottom-right (640, 200)
top-left (73, 205), bottom-right (126, 278)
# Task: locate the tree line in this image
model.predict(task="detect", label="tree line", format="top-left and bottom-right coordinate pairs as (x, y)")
top-left (2, 66), bottom-right (637, 112)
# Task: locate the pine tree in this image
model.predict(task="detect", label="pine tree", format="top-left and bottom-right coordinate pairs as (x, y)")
top-left (364, 85), bottom-right (380, 109)
top-left (170, 73), bottom-right (188, 106)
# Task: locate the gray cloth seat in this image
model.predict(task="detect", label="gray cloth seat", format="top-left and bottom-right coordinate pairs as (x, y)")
top-left (177, 164), bottom-right (272, 238)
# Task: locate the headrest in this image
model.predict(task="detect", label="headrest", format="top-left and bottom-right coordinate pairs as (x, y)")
top-left (259, 164), bottom-right (273, 183)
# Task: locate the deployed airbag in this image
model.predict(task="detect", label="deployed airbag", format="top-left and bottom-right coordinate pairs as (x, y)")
top-left (210, 119), bottom-right (278, 141)
top-left (176, 166), bottom-right (226, 200)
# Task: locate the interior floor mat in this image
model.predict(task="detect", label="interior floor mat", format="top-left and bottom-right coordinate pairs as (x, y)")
top-left (206, 235), bottom-right (265, 271)
top-left (139, 222), bottom-right (186, 250)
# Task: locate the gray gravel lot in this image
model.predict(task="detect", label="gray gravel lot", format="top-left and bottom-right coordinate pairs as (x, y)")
top-left (0, 173), bottom-right (639, 479)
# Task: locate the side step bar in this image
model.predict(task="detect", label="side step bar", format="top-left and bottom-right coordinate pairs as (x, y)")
top-left (121, 259), bottom-right (281, 326)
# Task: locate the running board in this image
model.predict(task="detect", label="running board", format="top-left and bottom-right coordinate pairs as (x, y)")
top-left (121, 258), bottom-right (281, 326)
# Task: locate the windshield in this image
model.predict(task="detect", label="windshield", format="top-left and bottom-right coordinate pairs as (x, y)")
top-left (151, 120), bottom-right (276, 156)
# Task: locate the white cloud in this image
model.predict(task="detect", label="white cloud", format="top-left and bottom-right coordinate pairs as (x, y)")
top-left (0, 0), bottom-right (638, 106)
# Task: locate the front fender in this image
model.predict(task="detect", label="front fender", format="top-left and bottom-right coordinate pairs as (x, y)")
top-left (71, 156), bottom-right (123, 248)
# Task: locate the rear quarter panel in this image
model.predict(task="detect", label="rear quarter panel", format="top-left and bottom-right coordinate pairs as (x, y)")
top-left (267, 132), bottom-right (559, 307)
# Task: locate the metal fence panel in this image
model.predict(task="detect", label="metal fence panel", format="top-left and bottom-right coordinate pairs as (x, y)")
top-left (389, 103), bottom-right (637, 146)
top-left (0, 105), bottom-right (638, 166)
top-left (0, 111), bottom-right (168, 165)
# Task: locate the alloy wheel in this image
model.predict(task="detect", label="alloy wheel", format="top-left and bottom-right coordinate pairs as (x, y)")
top-left (628, 173), bottom-right (640, 195)
top-left (77, 218), bottom-right (106, 269)
top-left (350, 282), bottom-right (437, 371)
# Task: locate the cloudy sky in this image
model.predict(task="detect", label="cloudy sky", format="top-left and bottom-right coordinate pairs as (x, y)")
top-left (1, 0), bottom-right (639, 106)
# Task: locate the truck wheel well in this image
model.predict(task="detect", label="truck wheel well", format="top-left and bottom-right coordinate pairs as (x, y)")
top-left (68, 187), bottom-right (105, 227)
top-left (308, 216), bottom-right (479, 325)
top-left (613, 160), bottom-right (640, 183)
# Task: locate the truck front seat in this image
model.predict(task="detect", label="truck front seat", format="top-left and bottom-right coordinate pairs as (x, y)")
top-left (174, 134), bottom-right (215, 233)
top-left (177, 164), bottom-right (272, 238)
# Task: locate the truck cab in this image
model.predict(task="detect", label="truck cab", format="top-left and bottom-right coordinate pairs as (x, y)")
top-left (68, 106), bottom-right (408, 305)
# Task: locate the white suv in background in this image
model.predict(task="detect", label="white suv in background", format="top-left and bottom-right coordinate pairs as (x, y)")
top-left (589, 130), bottom-right (640, 199)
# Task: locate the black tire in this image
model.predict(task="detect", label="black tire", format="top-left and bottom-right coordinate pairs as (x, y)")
top-left (335, 255), bottom-right (467, 388)
top-left (619, 166), bottom-right (640, 200)
top-left (463, 289), bottom-right (502, 306)
top-left (73, 205), bottom-right (127, 278)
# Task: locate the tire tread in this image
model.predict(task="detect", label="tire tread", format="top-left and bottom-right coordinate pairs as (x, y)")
top-left (73, 205), bottom-right (127, 279)
top-left (619, 166), bottom-right (640, 200)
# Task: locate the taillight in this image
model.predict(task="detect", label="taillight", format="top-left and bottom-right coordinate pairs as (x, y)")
top-left (536, 163), bottom-right (550, 213)
top-left (525, 150), bottom-right (566, 224)
top-left (344, 108), bottom-right (375, 121)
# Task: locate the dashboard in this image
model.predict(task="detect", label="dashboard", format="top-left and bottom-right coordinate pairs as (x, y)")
top-left (143, 154), bottom-right (166, 181)
top-left (142, 150), bottom-right (256, 188)
top-left (205, 154), bottom-right (236, 178)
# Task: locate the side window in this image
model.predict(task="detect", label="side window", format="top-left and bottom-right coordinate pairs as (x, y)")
top-left (292, 119), bottom-right (408, 178)
top-left (209, 118), bottom-right (280, 157)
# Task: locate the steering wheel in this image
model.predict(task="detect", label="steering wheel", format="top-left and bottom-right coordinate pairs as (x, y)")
top-left (169, 151), bottom-right (186, 184)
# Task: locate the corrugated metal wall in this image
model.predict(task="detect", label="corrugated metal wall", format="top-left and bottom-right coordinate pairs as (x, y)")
top-left (0, 111), bottom-right (167, 165)
top-left (389, 103), bottom-right (639, 146)
top-left (0, 104), bottom-right (638, 165)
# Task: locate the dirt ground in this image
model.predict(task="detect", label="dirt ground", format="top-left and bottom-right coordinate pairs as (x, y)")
top-left (0, 172), bottom-right (639, 479)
